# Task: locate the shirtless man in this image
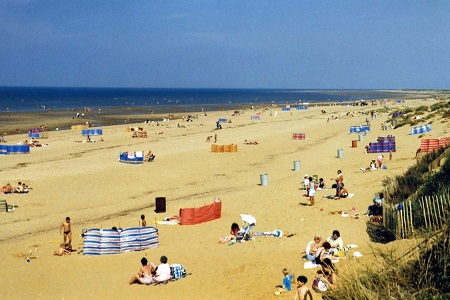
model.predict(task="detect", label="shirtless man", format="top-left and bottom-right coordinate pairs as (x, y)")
top-left (127, 257), bottom-right (156, 285)
top-left (294, 275), bottom-right (313, 300)
top-left (60, 217), bottom-right (72, 247)
top-left (330, 170), bottom-right (344, 199)
top-left (1, 183), bottom-right (13, 193)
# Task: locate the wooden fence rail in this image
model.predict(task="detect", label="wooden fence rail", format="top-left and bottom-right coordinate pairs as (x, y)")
top-left (383, 193), bottom-right (450, 239)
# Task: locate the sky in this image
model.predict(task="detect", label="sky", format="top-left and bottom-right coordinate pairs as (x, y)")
top-left (0, 1), bottom-right (449, 89)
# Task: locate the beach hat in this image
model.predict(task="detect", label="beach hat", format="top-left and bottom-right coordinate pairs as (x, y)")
top-left (304, 174), bottom-right (308, 177)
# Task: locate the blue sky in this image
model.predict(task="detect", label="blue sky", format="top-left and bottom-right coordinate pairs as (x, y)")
top-left (0, 1), bottom-right (449, 89)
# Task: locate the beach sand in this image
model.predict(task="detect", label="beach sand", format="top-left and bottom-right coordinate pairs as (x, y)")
top-left (1, 97), bottom-right (449, 299)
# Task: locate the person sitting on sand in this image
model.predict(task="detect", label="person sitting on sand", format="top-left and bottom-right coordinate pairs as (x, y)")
top-left (1, 183), bottom-right (13, 194)
top-left (326, 230), bottom-right (344, 250)
top-left (152, 255), bottom-right (171, 283)
top-left (54, 243), bottom-right (71, 256)
top-left (305, 235), bottom-right (322, 261)
top-left (319, 258), bottom-right (338, 290)
top-left (0, 135), bottom-right (6, 143)
top-left (340, 187), bottom-right (349, 198)
top-left (145, 150), bottom-right (155, 162)
top-left (317, 178), bottom-right (326, 189)
top-left (219, 222), bottom-right (240, 244)
top-left (127, 257), bottom-right (156, 285)
top-left (315, 242), bottom-right (331, 265)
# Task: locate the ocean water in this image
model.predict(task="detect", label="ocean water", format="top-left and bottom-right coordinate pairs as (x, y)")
top-left (0, 87), bottom-right (409, 113)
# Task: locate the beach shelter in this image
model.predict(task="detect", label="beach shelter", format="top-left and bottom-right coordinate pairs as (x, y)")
top-left (119, 151), bottom-right (144, 164)
top-left (82, 128), bottom-right (103, 136)
top-left (411, 124), bottom-right (431, 135)
top-left (82, 226), bottom-right (159, 256)
top-left (0, 145), bottom-right (30, 155)
top-left (179, 198), bottom-right (222, 225)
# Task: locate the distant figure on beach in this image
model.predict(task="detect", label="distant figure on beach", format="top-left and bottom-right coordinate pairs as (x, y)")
top-left (308, 176), bottom-right (315, 206)
top-left (244, 140), bottom-right (259, 145)
top-left (365, 144), bottom-right (370, 154)
top-left (415, 148), bottom-right (421, 159)
top-left (318, 178), bottom-right (326, 189)
top-left (86, 135), bottom-right (91, 142)
top-left (145, 150), bottom-right (155, 162)
top-left (389, 148), bottom-right (393, 161)
top-left (140, 214), bottom-right (147, 227)
top-left (330, 170), bottom-right (344, 199)
top-left (60, 217), bottom-right (72, 247)
top-left (127, 257), bottom-right (156, 285)
top-left (206, 135), bottom-right (212, 142)
top-left (0, 135), bottom-right (6, 143)
top-left (377, 155), bottom-right (384, 168)
top-left (1, 182), bottom-right (13, 193)
top-left (54, 243), bottom-right (71, 256)
top-left (214, 134), bottom-right (218, 143)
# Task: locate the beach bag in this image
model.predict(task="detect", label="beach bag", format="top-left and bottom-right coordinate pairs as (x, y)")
top-left (312, 277), bottom-right (328, 292)
top-left (170, 264), bottom-right (186, 280)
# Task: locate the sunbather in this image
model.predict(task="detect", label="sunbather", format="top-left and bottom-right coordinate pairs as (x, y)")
top-left (54, 243), bottom-right (71, 256)
top-left (127, 257), bottom-right (156, 285)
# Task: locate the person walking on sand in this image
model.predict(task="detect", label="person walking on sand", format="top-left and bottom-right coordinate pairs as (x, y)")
top-left (60, 217), bottom-right (72, 247)
top-left (389, 148), bottom-right (393, 161)
top-left (214, 134), bottom-right (218, 143)
top-left (140, 214), bottom-right (147, 227)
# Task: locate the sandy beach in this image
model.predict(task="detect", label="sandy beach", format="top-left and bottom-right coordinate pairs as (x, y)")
top-left (1, 96), bottom-right (449, 299)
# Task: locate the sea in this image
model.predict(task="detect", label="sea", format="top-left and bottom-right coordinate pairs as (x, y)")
top-left (0, 86), bottom-right (413, 114)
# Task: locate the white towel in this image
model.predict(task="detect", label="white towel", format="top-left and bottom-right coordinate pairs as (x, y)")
top-left (135, 151), bottom-right (143, 158)
top-left (127, 152), bottom-right (135, 159)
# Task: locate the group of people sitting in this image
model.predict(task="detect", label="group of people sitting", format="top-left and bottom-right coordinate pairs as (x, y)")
top-left (128, 255), bottom-right (172, 285)
top-left (1, 181), bottom-right (32, 194)
top-left (304, 230), bottom-right (344, 264)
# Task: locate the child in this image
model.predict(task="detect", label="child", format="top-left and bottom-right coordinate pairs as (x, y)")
top-left (282, 268), bottom-right (294, 291)
top-left (294, 275), bottom-right (313, 300)
top-left (318, 178), bottom-right (326, 189)
top-left (140, 214), bottom-right (147, 227)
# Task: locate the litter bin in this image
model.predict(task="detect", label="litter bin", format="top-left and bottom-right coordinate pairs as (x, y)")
top-left (260, 174), bottom-right (268, 186)
top-left (155, 197), bottom-right (166, 213)
top-left (294, 161), bottom-right (300, 171)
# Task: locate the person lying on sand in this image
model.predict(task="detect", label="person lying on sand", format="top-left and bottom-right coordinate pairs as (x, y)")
top-left (243, 139), bottom-right (259, 145)
top-left (54, 243), bottom-right (71, 256)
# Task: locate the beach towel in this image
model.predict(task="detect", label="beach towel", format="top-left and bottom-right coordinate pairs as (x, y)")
top-left (135, 151), bottom-right (143, 158)
top-left (128, 151), bottom-right (135, 159)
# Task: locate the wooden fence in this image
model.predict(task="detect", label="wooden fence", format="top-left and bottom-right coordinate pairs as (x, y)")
top-left (383, 192), bottom-right (450, 239)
